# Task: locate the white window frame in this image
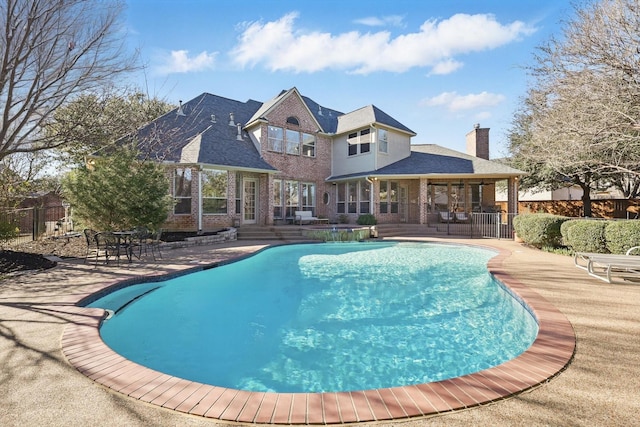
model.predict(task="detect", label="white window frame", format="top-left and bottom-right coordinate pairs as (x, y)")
top-left (201, 169), bottom-right (228, 215)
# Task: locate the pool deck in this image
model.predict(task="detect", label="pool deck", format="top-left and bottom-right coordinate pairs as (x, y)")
top-left (2, 237), bottom-right (639, 426)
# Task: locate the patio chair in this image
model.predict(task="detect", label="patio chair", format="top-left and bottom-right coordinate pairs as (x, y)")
top-left (438, 211), bottom-right (454, 223)
top-left (94, 232), bottom-right (128, 265)
top-left (130, 227), bottom-right (151, 259)
top-left (574, 248), bottom-right (640, 283)
top-left (146, 229), bottom-right (163, 261)
top-left (83, 229), bottom-right (100, 263)
top-left (454, 211), bottom-right (470, 223)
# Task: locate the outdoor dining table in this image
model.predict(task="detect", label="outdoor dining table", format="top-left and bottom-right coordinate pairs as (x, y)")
top-left (112, 231), bottom-right (135, 262)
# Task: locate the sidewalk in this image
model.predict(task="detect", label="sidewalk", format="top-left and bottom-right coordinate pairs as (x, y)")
top-left (1, 238), bottom-right (638, 426)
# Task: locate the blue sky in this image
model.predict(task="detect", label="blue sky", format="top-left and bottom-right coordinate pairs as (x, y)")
top-left (123, 0), bottom-right (573, 157)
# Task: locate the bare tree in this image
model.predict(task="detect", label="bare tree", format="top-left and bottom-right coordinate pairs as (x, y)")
top-left (0, 0), bottom-right (137, 162)
top-left (508, 0), bottom-right (640, 215)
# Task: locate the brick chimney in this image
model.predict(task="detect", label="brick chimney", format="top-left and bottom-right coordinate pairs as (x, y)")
top-left (466, 123), bottom-right (490, 160)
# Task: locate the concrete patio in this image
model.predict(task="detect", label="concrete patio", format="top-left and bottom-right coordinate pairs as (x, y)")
top-left (1, 237), bottom-right (639, 426)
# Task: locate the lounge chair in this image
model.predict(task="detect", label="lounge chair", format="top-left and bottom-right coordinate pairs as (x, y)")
top-left (574, 246), bottom-right (640, 283)
top-left (438, 211), bottom-right (454, 222)
top-left (454, 211), bottom-right (470, 223)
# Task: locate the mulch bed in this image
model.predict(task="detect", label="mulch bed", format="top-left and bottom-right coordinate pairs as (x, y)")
top-left (0, 250), bottom-right (57, 274)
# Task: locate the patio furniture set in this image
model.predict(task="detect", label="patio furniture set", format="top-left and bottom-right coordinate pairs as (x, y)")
top-left (83, 228), bottom-right (162, 266)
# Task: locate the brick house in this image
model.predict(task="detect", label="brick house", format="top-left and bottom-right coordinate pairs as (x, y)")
top-left (132, 87), bottom-right (523, 231)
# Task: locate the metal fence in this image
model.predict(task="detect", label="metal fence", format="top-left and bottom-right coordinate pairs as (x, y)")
top-left (471, 212), bottom-right (517, 239)
top-left (0, 205), bottom-right (71, 246)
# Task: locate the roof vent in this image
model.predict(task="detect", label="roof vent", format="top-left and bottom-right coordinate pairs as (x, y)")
top-left (229, 112), bottom-right (235, 126)
top-left (176, 100), bottom-right (186, 117)
top-left (210, 114), bottom-right (216, 123)
top-left (236, 123), bottom-right (243, 140)
top-left (318, 106), bottom-right (323, 116)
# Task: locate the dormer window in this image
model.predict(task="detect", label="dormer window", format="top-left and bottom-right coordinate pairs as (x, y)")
top-left (286, 116), bottom-right (299, 126)
top-left (347, 128), bottom-right (372, 156)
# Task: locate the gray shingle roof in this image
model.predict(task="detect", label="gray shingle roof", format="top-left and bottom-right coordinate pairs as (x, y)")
top-left (327, 144), bottom-right (524, 180)
top-left (135, 93), bottom-right (276, 172)
top-left (336, 105), bottom-right (415, 135)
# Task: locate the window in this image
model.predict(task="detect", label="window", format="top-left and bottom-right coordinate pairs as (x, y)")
top-left (235, 173), bottom-right (241, 214)
top-left (347, 128), bottom-right (372, 156)
top-left (286, 129), bottom-right (300, 154)
top-left (348, 132), bottom-right (358, 156)
top-left (378, 128), bottom-right (388, 153)
top-left (174, 168), bottom-right (192, 214)
top-left (348, 182), bottom-right (357, 213)
top-left (359, 181), bottom-right (370, 213)
top-left (301, 132), bottom-right (315, 157)
top-left (286, 116), bottom-right (299, 126)
top-left (337, 183), bottom-right (346, 214)
top-left (336, 180), bottom-right (372, 215)
top-left (201, 169), bottom-right (227, 214)
top-left (301, 183), bottom-right (316, 213)
top-left (379, 180), bottom-right (398, 213)
top-left (360, 129), bottom-right (371, 153)
top-left (274, 180), bottom-right (317, 218)
top-left (273, 179), bottom-right (283, 218)
top-left (284, 180), bottom-right (299, 218)
top-left (268, 126), bottom-right (284, 152)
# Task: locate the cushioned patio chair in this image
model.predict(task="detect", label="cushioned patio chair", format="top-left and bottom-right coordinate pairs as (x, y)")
top-left (454, 211), bottom-right (470, 223)
top-left (438, 211), bottom-right (454, 223)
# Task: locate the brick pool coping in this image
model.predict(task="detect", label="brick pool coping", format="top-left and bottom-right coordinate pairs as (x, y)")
top-left (61, 244), bottom-right (575, 424)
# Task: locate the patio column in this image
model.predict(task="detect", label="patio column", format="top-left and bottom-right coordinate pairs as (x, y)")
top-left (419, 178), bottom-right (428, 224)
top-left (507, 177), bottom-right (519, 214)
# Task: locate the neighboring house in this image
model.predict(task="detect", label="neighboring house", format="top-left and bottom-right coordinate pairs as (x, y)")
top-left (131, 87), bottom-right (524, 231)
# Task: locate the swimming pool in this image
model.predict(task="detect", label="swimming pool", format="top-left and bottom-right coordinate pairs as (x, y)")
top-left (88, 241), bottom-right (538, 393)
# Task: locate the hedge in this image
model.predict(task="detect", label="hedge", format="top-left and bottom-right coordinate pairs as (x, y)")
top-left (604, 220), bottom-right (640, 254)
top-left (563, 220), bottom-right (608, 253)
top-left (512, 213), bottom-right (568, 248)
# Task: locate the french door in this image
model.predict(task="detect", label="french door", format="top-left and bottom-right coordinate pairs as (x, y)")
top-left (243, 179), bottom-right (257, 224)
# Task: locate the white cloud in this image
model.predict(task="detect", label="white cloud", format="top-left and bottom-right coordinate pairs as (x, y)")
top-left (420, 91), bottom-right (506, 111)
top-left (354, 15), bottom-right (405, 27)
top-left (429, 59), bottom-right (464, 75)
top-left (155, 50), bottom-right (217, 74)
top-left (231, 12), bottom-right (535, 74)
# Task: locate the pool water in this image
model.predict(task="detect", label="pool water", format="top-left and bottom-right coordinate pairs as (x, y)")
top-left (88, 241), bottom-right (538, 393)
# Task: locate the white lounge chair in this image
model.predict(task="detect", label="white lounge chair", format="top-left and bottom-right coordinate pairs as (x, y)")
top-left (438, 211), bottom-right (454, 223)
top-left (454, 211), bottom-right (470, 223)
top-left (574, 246), bottom-right (640, 283)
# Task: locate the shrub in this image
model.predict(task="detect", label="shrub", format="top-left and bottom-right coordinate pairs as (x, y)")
top-left (0, 219), bottom-right (19, 246)
top-left (604, 220), bottom-right (640, 254)
top-left (564, 220), bottom-right (609, 253)
top-left (512, 213), bottom-right (568, 248)
top-left (356, 214), bottom-right (377, 225)
top-left (338, 214), bottom-right (350, 224)
top-left (560, 219), bottom-right (581, 246)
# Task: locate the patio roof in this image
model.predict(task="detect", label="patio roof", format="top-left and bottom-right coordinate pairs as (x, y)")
top-left (327, 144), bottom-right (525, 181)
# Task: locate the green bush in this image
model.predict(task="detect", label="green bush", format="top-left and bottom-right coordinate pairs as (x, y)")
top-left (513, 213), bottom-right (568, 248)
top-left (356, 214), bottom-right (377, 225)
top-left (564, 220), bottom-right (609, 253)
top-left (0, 219), bottom-right (19, 245)
top-left (560, 219), bottom-right (581, 246)
top-left (604, 220), bottom-right (640, 254)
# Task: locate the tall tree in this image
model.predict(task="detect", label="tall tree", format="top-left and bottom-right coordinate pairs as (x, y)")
top-left (508, 0), bottom-right (640, 216)
top-left (62, 145), bottom-right (172, 231)
top-left (46, 88), bottom-right (174, 166)
top-left (0, 0), bottom-right (137, 162)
